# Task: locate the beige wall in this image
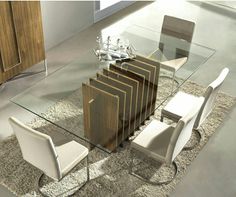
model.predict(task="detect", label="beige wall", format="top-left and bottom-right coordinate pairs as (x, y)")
top-left (41, 1), bottom-right (94, 50)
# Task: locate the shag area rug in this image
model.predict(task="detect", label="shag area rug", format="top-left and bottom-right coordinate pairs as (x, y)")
top-left (0, 79), bottom-right (235, 197)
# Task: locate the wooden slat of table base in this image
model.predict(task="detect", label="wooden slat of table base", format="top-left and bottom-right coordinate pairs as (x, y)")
top-left (123, 58), bottom-right (159, 116)
top-left (97, 72), bottom-right (132, 138)
top-left (103, 68), bottom-right (139, 133)
top-left (82, 83), bottom-right (119, 152)
top-left (89, 78), bottom-right (126, 146)
top-left (116, 62), bottom-right (151, 122)
top-left (109, 64), bottom-right (145, 125)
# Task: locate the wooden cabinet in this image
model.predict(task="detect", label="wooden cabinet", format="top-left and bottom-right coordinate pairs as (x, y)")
top-left (0, 1), bottom-right (45, 84)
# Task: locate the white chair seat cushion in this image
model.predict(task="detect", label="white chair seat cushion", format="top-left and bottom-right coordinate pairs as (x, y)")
top-left (161, 57), bottom-right (187, 72)
top-left (56, 140), bottom-right (88, 177)
top-left (131, 119), bottom-right (174, 162)
top-left (162, 91), bottom-right (199, 121)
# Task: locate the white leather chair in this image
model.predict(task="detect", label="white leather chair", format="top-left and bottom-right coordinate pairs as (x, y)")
top-left (159, 15), bottom-right (195, 93)
top-left (161, 68), bottom-right (229, 148)
top-left (129, 97), bottom-right (204, 185)
top-left (9, 117), bottom-right (90, 196)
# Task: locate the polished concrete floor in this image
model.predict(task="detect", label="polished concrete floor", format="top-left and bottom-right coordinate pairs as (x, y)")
top-left (0, 1), bottom-right (236, 196)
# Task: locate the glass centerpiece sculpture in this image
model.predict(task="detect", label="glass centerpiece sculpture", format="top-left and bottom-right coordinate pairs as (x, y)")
top-left (93, 36), bottom-right (136, 61)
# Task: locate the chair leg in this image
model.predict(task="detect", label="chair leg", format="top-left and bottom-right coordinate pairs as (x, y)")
top-left (183, 128), bottom-right (202, 151)
top-left (86, 155), bottom-right (90, 181)
top-left (171, 71), bottom-right (175, 94)
top-left (37, 156), bottom-right (90, 197)
top-left (0, 83), bottom-right (5, 91)
top-left (129, 149), bottom-right (134, 174)
top-left (129, 151), bottom-right (178, 185)
top-left (37, 173), bottom-right (48, 197)
top-left (160, 115), bottom-right (164, 122)
top-left (44, 59), bottom-right (48, 76)
top-left (159, 75), bottom-right (179, 85)
top-left (159, 72), bottom-right (179, 95)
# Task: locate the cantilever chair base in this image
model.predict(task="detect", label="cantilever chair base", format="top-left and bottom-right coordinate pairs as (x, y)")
top-left (159, 57), bottom-right (188, 93)
top-left (37, 156), bottom-right (90, 197)
top-left (159, 74), bottom-right (180, 94)
top-left (129, 159), bottom-right (178, 185)
top-left (183, 128), bottom-right (202, 151)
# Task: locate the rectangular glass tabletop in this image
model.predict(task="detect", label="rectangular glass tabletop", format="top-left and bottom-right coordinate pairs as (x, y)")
top-left (10, 25), bottom-right (215, 153)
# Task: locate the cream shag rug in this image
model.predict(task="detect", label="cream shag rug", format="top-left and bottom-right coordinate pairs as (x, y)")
top-left (0, 80), bottom-right (235, 197)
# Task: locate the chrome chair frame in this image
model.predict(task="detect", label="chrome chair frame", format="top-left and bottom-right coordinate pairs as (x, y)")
top-left (37, 156), bottom-right (90, 197)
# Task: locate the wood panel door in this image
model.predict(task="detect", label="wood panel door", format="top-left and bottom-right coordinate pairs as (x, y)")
top-left (0, 2), bottom-right (21, 72)
top-left (0, 1), bottom-right (45, 84)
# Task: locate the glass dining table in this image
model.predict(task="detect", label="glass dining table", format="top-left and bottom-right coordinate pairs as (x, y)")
top-left (10, 25), bottom-right (215, 153)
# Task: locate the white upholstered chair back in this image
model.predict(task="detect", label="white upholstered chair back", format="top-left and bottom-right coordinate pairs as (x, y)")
top-left (166, 97), bottom-right (204, 164)
top-left (194, 68), bottom-right (229, 129)
top-left (9, 117), bottom-right (62, 181)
